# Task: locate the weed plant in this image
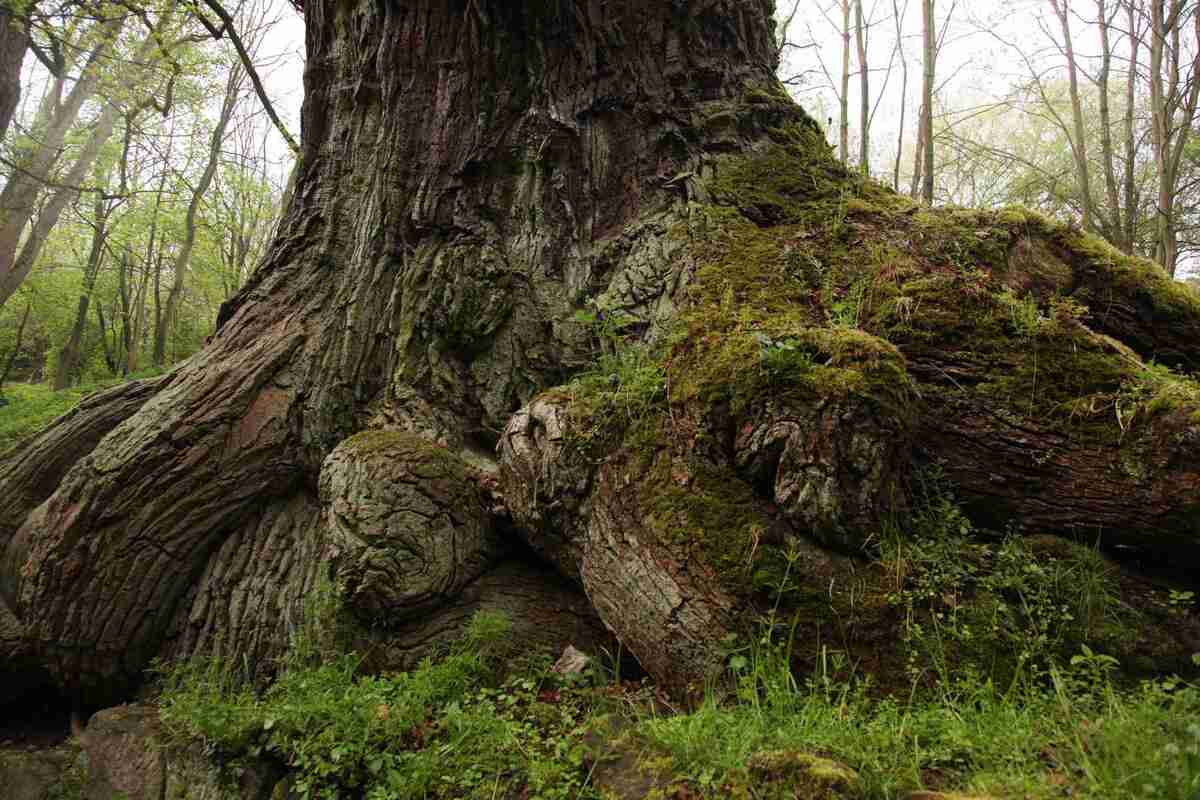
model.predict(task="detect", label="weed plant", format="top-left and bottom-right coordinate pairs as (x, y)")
top-left (156, 476), bottom-right (1199, 800)
top-left (158, 610), bottom-right (609, 800)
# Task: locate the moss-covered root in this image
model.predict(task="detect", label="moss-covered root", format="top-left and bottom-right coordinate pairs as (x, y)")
top-left (739, 750), bottom-right (862, 799)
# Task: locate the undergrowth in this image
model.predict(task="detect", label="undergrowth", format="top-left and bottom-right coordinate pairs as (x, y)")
top-left (156, 481), bottom-right (1200, 799)
top-left (0, 370), bottom-right (164, 453)
top-left (158, 609), bottom-right (610, 800)
top-left (876, 468), bottom-right (1131, 693)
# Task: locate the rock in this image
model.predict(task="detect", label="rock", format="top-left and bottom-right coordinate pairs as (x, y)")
top-left (744, 750), bottom-right (861, 799)
top-left (903, 793), bottom-right (1002, 800)
top-left (583, 727), bottom-right (863, 800)
top-left (0, 745), bottom-right (78, 800)
top-left (552, 645), bottom-right (591, 676)
top-left (80, 704), bottom-right (165, 800)
top-left (582, 717), bottom-right (672, 800)
top-left (80, 703), bottom-right (281, 800)
top-left (161, 742), bottom-right (284, 800)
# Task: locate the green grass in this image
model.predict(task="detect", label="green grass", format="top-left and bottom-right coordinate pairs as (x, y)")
top-left (156, 607), bottom-right (1200, 800)
top-left (151, 479), bottom-right (1200, 800)
top-left (0, 371), bottom-right (162, 453)
top-left (158, 611), bottom-right (606, 800)
top-left (631, 647), bottom-right (1200, 799)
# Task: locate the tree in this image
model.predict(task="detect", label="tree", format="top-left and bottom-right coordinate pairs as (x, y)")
top-left (855, 0), bottom-right (870, 175)
top-left (153, 58), bottom-right (242, 366)
top-left (920, 0), bottom-right (936, 202)
top-left (1, 0), bottom-right (1199, 705)
top-left (0, 2), bottom-right (27, 143)
top-left (1147, 0), bottom-right (1200, 275)
top-left (0, 12), bottom-right (127, 308)
top-left (0, 6), bottom-right (188, 310)
top-left (1050, 0), bottom-right (1099, 232)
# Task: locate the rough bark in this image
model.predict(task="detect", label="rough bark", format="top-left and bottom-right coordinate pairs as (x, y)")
top-left (0, 0), bottom-right (789, 698)
top-left (319, 431), bottom-right (501, 622)
top-left (2, 0), bottom-right (1199, 703)
top-left (0, 6), bottom-right (27, 145)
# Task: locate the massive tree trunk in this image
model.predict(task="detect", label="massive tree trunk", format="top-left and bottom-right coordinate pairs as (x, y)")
top-left (1, 0), bottom-right (1199, 704)
top-left (0, 0), bottom-right (787, 699)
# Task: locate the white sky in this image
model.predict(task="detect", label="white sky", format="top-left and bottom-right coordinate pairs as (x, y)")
top-left (780, 0), bottom-right (1154, 189)
top-left (254, 0), bottom-right (306, 164)
top-left (255, 0), bottom-right (1176, 206)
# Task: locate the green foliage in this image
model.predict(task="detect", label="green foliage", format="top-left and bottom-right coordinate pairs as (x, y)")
top-left (631, 652), bottom-right (1200, 799)
top-left (161, 550), bottom-right (1197, 800)
top-left (0, 371), bottom-right (163, 453)
top-left (878, 470), bottom-right (1126, 692)
top-left (997, 288), bottom-right (1045, 339)
top-left (158, 611), bottom-right (605, 800)
top-left (563, 308), bottom-right (666, 445)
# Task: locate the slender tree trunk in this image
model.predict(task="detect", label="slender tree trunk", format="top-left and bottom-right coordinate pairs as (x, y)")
top-left (54, 191), bottom-right (110, 390)
top-left (0, 99), bottom-right (121, 309)
top-left (0, 17), bottom-right (124, 302)
top-left (133, 159), bottom-right (171, 376)
top-left (855, 0), bottom-right (870, 176)
top-left (1124, 0), bottom-right (1142, 252)
top-left (1052, 0), bottom-right (1098, 232)
top-left (1096, 0), bottom-right (1126, 248)
top-left (840, 0), bottom-right (851, 163)
top-left (117, 253), bottom-right (132, 375)
top-left (0, 6), bottom-right (28, 145)
top-left (154, 64), bottom-right (242, 366)
top-left (921, 0), bottom-right (936, 203)
top-left (96, 294), bottom-right (115, 375)
top-left (1147, 0), bottom-right (1200, 275)
top-left (0, 299), bottom-right (31, 394)
top-left (893, 0), bottom-right (909, 192)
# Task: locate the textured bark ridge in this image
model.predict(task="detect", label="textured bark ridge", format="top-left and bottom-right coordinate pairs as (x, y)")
top-left (320, 431), bottom-right (502, 622)
top-left (0, 0), bottom-right (793, 698)
top-left (1, 0), bottom-right (1199, 699)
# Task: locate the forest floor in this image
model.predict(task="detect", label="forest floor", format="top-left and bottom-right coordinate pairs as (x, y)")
top-left (5, 381), bottom-right (1200, 800)
top-left (0, 373), bottom-right (162, 453)
top-left (155, 606), bottom-right (1200, 800)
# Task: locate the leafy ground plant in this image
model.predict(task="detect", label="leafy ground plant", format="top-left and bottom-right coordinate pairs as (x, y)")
top-left (158, 611), bottom-right (609, 800)
top-left (154, 478), bottom-right (1198, 800)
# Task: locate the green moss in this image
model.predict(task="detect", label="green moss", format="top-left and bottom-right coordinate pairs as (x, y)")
top-left (745, 88), bottom-right (776, 105)
top-left (741, 750), bottom-right (862, 799)
top-left (336, 430), bottom-right (469, 480)
top-left (637, 455), bottom-right (783, 595)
